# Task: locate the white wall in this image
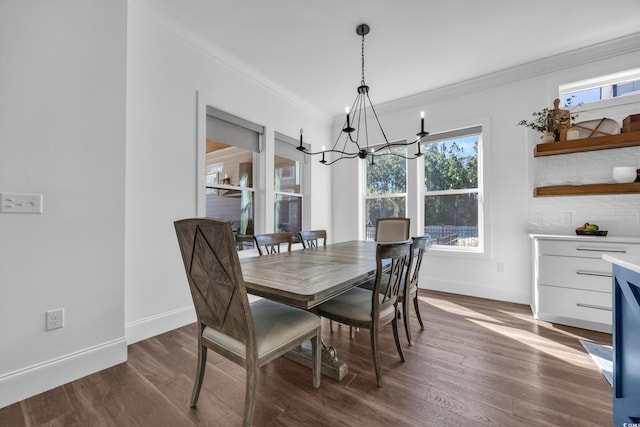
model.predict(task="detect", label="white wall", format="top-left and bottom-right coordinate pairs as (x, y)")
top-left (332, 33), bottom-right (640, 304)
top-left (0, 1), bottom-right (127, 407)
top-left (124, 0), bottom-right (332, 344)
top-left (2, 0), bottom-right (639, 410)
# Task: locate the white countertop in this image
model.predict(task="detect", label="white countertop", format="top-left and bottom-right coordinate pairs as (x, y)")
top-left (602, 253), bottom-right (640, 275)
top-left (529, 233), bottom-right (640, 244)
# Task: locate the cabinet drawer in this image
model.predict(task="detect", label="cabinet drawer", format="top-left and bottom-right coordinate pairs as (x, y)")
top-left (538, 285), bottom-right (612, 326)
top-left (538, 240), bottom-right (640, 259)
top-left (538, 255), bottom-right (612, 292)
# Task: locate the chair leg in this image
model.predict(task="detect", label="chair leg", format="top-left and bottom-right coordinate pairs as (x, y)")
top-left (392, 315), bottom-right (406, 363)
top-left (413, 295), bottom-right (424, 330)
top-left (244, 363), bottom-right (258, 427)
top-left (403, 299), bottom-right (413, 346)
top-left (312, 328), bottom-right (321, 388)
top-left (370, 326), bottom-right (383, 387)
top-left (330, 319), bottom-right (334, 332)
top-left (190, 343), bottom-right (207, 407)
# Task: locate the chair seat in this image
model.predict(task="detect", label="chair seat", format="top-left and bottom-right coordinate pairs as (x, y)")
top-left (203, 299), bottom-right (320, 359)
top-left (316, 287), bottom-right (396, 324)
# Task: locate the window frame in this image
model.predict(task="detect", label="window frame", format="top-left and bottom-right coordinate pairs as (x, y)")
top-left (559, 68), bottom-right (640, 107)
top-left (274, 132), bottom-right (308, 240)
top-left (363, 144), bottom-right (408, 241)
top-left (421, 126), bottom-right (484, 254)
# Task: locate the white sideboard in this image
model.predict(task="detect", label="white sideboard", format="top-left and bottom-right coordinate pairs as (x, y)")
top-left (529, 234), bottom-right (640, 333)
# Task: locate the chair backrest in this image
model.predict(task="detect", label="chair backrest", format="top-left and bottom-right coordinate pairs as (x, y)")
top-left (253, 232), bottom-right (292, 256)
top-left (371, 240), bottom-right (412, 321)
top-left (174, 218), bottom-right (255, 350)
top-left (298, 230), bottom-right (327, 248)
top-left (407, 235), bottom-right (431, 291)
top-left (375, 217), bottom-right (411, 242)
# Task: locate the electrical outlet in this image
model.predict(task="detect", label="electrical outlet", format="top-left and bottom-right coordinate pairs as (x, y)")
top-left (46, 309), bottom-right (64, 331)
top-left (497, 262), bottom-right (505, 273)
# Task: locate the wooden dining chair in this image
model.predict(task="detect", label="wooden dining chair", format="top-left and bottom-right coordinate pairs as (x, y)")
top-left (298, 230), bottom-right (327, 248)
top-left (375, 217), bottom-right (410, 242)
top-left (360, 236), bottom-right (431, 345)
top-left (253, 232), bottom-right (292, 255)
top-left (316, 239), bottom-right (412, 387)
top-left (174, 218), bottom-right (321, 426)
top-left (400, 236), bottom-right (431, 345)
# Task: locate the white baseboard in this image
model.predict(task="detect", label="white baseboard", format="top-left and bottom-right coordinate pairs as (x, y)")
top-left (125, 305), bottom-right (196, 345)
top-left (420, 277), bottom-right (531, 305)
top-left (0, 338), bottom-right (127, 409)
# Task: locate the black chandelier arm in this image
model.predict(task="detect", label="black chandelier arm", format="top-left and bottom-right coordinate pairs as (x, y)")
top-left (297, 147), bottom-right (363, 157)
top-left (364, 92), bottom-right (391, 145)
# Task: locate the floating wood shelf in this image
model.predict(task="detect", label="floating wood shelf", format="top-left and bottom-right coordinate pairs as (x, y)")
top-left (534, 182), bottom-right (640, 197)
top-left (534, 131), bottom-right (640, 157)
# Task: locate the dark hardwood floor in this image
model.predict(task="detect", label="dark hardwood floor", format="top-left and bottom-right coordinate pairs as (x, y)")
top-left (1, 290), bottom-right (613, 426)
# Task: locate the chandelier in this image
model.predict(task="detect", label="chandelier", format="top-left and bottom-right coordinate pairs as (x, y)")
top-left (297, 23), bottom-right (428, 166)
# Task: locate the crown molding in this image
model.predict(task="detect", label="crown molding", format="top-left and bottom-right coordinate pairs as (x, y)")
top-left (371, 31), bottom-right (640, 117)
top-left (128, 0), bottom-right (329, 122)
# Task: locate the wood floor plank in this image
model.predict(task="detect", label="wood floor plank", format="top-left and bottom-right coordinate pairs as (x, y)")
top-left (0, 403), bottom-right (26, 427)
top-left (0, 290), bottom-right (615, 426)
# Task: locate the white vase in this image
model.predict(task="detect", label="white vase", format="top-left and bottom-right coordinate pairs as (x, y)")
top-left (540, 132), bottom-right (555, 143)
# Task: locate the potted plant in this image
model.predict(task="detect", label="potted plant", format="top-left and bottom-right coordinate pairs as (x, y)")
top-left (518, 98), bottom-right (579, 142)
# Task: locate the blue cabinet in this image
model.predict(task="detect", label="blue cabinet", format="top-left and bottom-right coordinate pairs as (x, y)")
top-left (612, 263), bottom-right (640, 425)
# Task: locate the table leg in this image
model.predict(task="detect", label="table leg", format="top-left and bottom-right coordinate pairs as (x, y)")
top-left (284, 339), bottom-right (348, 381)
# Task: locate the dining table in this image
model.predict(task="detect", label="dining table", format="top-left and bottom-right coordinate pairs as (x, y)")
top-left (239, 240), bottom-right (380, 380)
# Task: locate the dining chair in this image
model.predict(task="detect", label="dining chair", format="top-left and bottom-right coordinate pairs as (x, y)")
top-left (253, 232), bottom-right (292, 255)
top-left (174, 218), bottom-right (321, 426)
top-left (298, 230), bottom-right (327, 248)
top-left (316, 239), bottom-right (412, 387)
top-left (375, 217), bottom-right (411, 242)
top-left (399, 236), bottom-right (431, 345)
top-left (360, 236), bottom-right (431, 345)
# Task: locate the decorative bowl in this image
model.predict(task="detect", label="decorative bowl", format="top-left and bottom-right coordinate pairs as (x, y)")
top-left (575, 229), bottom-right (608, 236)
top-left (612, 166), bottom-right (637, 183)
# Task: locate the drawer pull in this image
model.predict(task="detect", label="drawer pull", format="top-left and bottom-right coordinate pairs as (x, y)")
top-left (576, 247), bottom-right (626, 253)
top-left (576, 303), bottom-right (612, 311)
top-left (576, 270), bottom-right (612, 278)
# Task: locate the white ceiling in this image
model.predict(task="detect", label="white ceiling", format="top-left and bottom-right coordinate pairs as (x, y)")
top-left (141, 0), bottom-right (640, 116)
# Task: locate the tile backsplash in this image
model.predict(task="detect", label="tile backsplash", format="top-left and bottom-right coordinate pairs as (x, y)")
top-left (527, 99), bottom-right (640, 237)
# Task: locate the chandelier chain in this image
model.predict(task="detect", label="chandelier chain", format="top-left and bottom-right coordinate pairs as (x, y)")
top-left (361, 31), bottom-right (366, 86)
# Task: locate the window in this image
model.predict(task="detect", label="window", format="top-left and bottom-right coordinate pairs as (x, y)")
top-left (204, 107), bottom-right (263, 250)
top-left (560, 68), bottom-right (640, 106)
top-left (423, 127), bottom-right (481, 250)
top-left (274, 132), bottom-right (305, 240)
top-left (364, 146), bottom-right (407, 240)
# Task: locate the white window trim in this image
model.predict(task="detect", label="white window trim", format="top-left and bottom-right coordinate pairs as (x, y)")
top-left (559, 68), bottom-right (640, 111)
top-left (363, 145), bottom-right (409, 240)
top-left (421, 121), bottom-right (489, 258)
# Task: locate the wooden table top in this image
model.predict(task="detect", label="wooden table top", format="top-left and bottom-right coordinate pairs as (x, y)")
top-left (240, 240), bottom-right (378, 309)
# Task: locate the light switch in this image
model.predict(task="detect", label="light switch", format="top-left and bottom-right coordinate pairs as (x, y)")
top-left (0, 193), bottom-right (43, 214)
